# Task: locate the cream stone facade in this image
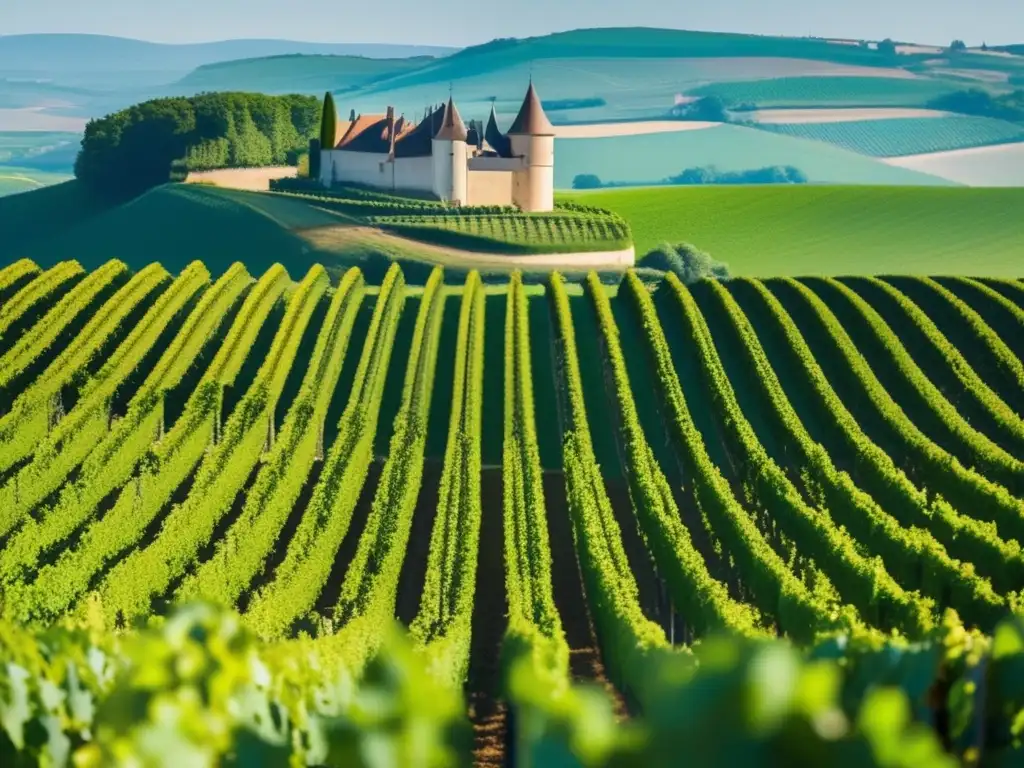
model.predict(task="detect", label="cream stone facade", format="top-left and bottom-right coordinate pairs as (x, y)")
top-left (318, 83), bottom-right (555, 212)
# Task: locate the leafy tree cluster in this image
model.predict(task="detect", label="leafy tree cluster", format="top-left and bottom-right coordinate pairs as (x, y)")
top-left (928, 88), bottom-right (1024, 122)
top-left (877, 38), bottom-right (898, 57)
top-left (639, 242), bottom-right (731, 283)
top-left (75, 92), bottom-right (319, 198)
top-left (571, 165), bottom-right (807, 189)
top-left (671, 95), bottom-right (731, 122)
top-left (571, 173), bottom-right (604, 189)
top-left (667, 164), bottom-right (808, 184)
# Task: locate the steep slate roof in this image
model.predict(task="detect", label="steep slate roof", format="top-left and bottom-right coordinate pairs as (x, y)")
top-left (507, 82), bottom-right (554, 136)
top-left (484, 104), bottom-right (512, 157)
top-left (434, 97), bottom-right (469, 141)
top-left (392, 103), bottom-right (446, 158)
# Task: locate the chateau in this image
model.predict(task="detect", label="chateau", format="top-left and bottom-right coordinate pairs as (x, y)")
top-left (318, 83), bottom-right (555, 212)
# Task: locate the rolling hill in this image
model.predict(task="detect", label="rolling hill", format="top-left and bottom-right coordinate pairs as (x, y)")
top-left (565, 185), bottom-right (1024, 276)
top-left (4, 27), bottom-right (1023, 181)
top-left (0, 34), bottom-right (457, 79)
top-left (171, 54), bottom-right (435, 95)
top-left (4, 181), bottom-right (1022, 280)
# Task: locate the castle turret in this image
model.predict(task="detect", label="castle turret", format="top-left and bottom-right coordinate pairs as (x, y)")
top-left (431, 96), bottom-right (469, 205)
top-left (508, 82), bottom-right (555, 212)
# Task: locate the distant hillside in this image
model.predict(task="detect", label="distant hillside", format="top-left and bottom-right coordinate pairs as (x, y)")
top-left (355, 28), bottom-right (919, 96)
top-left (172, 54), bottom-right (434, 96)
top-left (334, 27), bottom-right (1010, 129)
top-left (0, 34), bottom-right (457, 82)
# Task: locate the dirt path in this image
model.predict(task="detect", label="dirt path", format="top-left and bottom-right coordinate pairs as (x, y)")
top-left (185, 166), bottom-right (297, 191)
top-left (300, 225), bottom-right (636, 270)
top-left (554, 120), bottom-right (719, 138)
top-left (881, 141), bottom-right (1024, 186)
top-left (468, 468), bottom-right (508, 767)
top-left (543, 471), bottom-right (630, 719)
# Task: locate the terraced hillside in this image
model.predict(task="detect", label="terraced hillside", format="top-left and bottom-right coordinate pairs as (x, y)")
top-left (1, 258), bottom-right (1024, 765)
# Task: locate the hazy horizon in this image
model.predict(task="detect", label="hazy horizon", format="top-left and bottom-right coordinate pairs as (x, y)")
top-left (1, 0), bottom-right (1021, 48)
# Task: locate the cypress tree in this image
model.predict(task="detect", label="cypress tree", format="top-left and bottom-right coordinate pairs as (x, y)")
top-left (320, 92), bottom-right (337, 150)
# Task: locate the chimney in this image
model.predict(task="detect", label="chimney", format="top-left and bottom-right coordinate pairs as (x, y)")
top-left (385, 106), bottom-right (395, 138)
top-left (349, 109), bottom-right (356, 121)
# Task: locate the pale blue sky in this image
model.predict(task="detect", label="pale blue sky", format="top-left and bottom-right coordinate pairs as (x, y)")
top-left (1, 0), bottom-right (1020, 46)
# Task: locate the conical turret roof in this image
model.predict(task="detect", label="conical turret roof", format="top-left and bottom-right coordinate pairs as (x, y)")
top-left (434, 96), bottom-right (469, 141)
top-left (507, 82), bottom-right (554, 136)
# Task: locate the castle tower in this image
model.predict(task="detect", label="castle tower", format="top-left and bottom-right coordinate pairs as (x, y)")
top-left (508, 82), bottom-right (555, 212)
top-left (431, 97), bottom-right (468, 205)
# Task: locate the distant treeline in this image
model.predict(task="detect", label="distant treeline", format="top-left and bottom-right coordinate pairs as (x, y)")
top-left (572, 165), bottom-right (808, 189)
top-left (75, 92), bottom-right (319, 198)
top-left (928, 88), bottom-right (1024, 123)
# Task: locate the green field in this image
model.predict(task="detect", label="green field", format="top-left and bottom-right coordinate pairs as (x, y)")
top-left (759, 115), bottom-right (1024, 157)
top-left (553, 124), bottom-right (957, 187)
top-left (689, 76), bottom-right (963, 108)
top-left (564, 185), bottom-right (1024, 276)
top-left (1, 254), bottom-right (1023, 765)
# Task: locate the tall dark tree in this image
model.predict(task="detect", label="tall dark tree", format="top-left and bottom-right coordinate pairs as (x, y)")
top-left (320, 92), bottom-right (338, 150)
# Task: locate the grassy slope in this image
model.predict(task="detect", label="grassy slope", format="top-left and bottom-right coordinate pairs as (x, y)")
top-left (0, 183), bottom-right (560, 283)
top-left (563, 186), bottom-right (1024, 277)
top-left (554, 125), bottom-right (956, 186)
top-left (0, 183), bottom-right (333, 276)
